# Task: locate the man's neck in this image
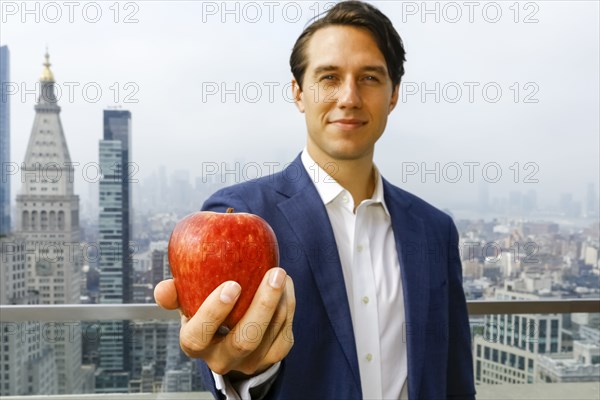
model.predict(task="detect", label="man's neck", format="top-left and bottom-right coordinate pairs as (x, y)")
top-left (307, 146), bottom-right (376, 208)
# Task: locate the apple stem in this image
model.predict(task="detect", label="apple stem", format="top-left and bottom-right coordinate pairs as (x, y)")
top-left (226, 208), bottom-right (234, 213)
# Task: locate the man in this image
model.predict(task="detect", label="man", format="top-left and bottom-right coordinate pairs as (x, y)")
top-left (155, 1), bottom-right (476, 399)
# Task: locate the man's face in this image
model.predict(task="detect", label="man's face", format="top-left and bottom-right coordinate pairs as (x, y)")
top-left (292, 25), bottom-right (399, 163)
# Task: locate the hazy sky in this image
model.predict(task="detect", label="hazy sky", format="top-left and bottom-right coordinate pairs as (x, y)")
top-left (2, 0), bottom-right (599, 211)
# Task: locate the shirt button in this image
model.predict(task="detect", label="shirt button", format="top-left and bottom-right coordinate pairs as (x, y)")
top-left (362, 296), bottom-right (369, 304)
top-left (366, 353), bottom-right (373, 362)
top-left (342, 196), bottom-right (349, 203)
top-left (357, 245), bottom-right (363, 252)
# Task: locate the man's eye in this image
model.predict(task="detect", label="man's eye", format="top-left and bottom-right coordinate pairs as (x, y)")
top-left (364, 75), bottom-right (379, 82)
top-left (320, 75), bottom-right (336, 81)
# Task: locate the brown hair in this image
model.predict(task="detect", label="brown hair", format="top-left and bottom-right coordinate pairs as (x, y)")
top-left (290, 0), bottom-right (406, 91)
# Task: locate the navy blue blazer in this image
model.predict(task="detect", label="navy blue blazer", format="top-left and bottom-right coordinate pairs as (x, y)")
top-left (197, 154), bottom-right (475, 399)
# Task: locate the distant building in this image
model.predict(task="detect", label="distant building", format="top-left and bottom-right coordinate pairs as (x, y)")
top-left (97, 109), bottom-right (133, 392)
top-left (0, 236), bottom-right (26, 305)
top-left (0, 45), bottom-right (10, 235)
top-left (130, 321), bottom-right (169, 383)
top-left (129, 319), bottom-right (194, 393)
top-left (478, 183), bottom-right (489, 214)
top-left (473, 288), bottom-right (562, 385)
top-left (99, 109), bottom-right (133, 304)
top-left (522, 190), bottom-right (537, 215)
top-left (559, 193), bottom-right (582, 218)
top-left (522, 221), bottom-right (559, 236)
top-left (1, 223), bottom-right (58, 398)
top-left (508, 191), bottom-right (522, 215)
top-left (586, 183), bottom-right (598, 218)
top-left (163, 362), bottom-right (194, 392)
top-left (581, 243), bottom-right (599, 268)
top-left (537, 340), bottom-right (600, 382)
top-left (151, 249), bottom-right (167, 287)
top-left (132, 283), bottom-right (154, 303)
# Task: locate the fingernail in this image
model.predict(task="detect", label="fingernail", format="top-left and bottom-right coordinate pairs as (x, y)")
top-left (269, 268), bottom-right (286, 289)
top-left (220, 281), bottom-right (241, 304)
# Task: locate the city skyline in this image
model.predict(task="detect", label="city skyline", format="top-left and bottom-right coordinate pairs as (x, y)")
top-left (1, 1), bottom-right (598, 215)
top-left (0, 1), bottom-right (598, 395)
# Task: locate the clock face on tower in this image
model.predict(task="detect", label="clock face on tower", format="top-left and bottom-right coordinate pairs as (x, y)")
top-left (36, 260), bottom-right (53, 276)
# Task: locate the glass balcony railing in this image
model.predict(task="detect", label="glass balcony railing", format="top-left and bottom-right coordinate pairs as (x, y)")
top-left (1, 299), bottom-right (599, 399)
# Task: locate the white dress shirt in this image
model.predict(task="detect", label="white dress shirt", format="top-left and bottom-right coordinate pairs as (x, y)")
top-left (301, 150), bottom-right (407, 399)
top-left (214, 149), bottom-right (407, 399)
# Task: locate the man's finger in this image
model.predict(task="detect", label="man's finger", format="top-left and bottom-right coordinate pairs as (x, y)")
top-left (224, 268), bottom-right (287, 357)
top-left (261, 276), bottom-right (296, 367)
top-left (180, 280), bottom-right (241, 355)
top-left (234, 276), bottom-right (296, 374)
top-left (154, 279), bottom-right (179, 310)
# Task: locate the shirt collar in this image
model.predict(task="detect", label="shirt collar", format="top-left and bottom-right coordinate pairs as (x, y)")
top-left (300, 148), bottom-right (390, 217)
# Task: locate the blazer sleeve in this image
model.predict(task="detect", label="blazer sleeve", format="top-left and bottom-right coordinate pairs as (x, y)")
top-left (446, 219), bottom-right (477, 400)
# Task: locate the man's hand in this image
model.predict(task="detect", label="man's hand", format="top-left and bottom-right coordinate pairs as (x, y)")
top-left (154, 267), bottom-right (295, 377)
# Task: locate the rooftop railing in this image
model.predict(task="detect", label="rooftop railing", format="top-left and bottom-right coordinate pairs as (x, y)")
top-left (1, 299), bottom-right (599, 400)
top-left (1, 299), bottom-right (599, 322)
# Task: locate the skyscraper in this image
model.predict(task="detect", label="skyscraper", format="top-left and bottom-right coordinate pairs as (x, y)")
top-left (96, 109), bottom-right (132, 392)
top-left (102, 109), bottom-right (132, 303)
top-left (586, 183), bottom-right (598, 217)
top-left (15, 51), bottom-right (85, 394)
top-left (0, 45), bottom-right (10, 235)
top-left (478, 183), bottom-right (489, 212)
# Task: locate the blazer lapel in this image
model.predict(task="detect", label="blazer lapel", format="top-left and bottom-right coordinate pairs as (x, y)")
top-left (275, 156), bottom-right (362, 394)
top-left (384, 180), bottom-right (430, 400)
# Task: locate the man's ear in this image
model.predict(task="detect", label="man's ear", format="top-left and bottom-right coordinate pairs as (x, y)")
top-left (291, 79), bottom-right (305, 113)
top-left (388, 83), bottom-right (400, 114)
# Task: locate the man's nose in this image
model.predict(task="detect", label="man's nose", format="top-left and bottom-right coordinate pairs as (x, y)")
top-left (336, 79), bottom-right (362, 108)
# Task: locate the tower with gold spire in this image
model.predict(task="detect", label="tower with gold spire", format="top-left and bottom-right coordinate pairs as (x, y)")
top-left (15, 51), bottom-right (88, 395)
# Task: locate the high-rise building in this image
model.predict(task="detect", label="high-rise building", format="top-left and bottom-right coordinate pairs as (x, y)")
top-left (130, 321), bottom-right (169, 383)
top-left (1, 238), bottom-right (58, 397)
top-left (559, 192), bottom-right (581, 218)
top-left (151, 249), bottom-right (166, 287)
top-left (163, 362), bottom-right (194, 392)
top-left (537, 340), bottom-right (600, 383)
top-left (478, 183), bottom-right (489, 214)
top-left (586, 183), bottom-right (598, 217)
top-left (0, 236), bottom-right (29, 396)
top-left (14, 52), bottom-right (85, 394)
top-left (508, 191), bottom-right (523, 215)
top-left (473, 287), bottom-right (562, 385)
top-left (99, 109), bottom-right (132, 303)
top-left (522, 189), bottom-right (537, 216)
top-left (96, 109), bottom-right (133, 392)
top-left (0, 45), bottom-right (10, 235)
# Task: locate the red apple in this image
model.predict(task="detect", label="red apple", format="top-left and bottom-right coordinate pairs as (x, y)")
top-left (168, 208), bottom-right (279, 330)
